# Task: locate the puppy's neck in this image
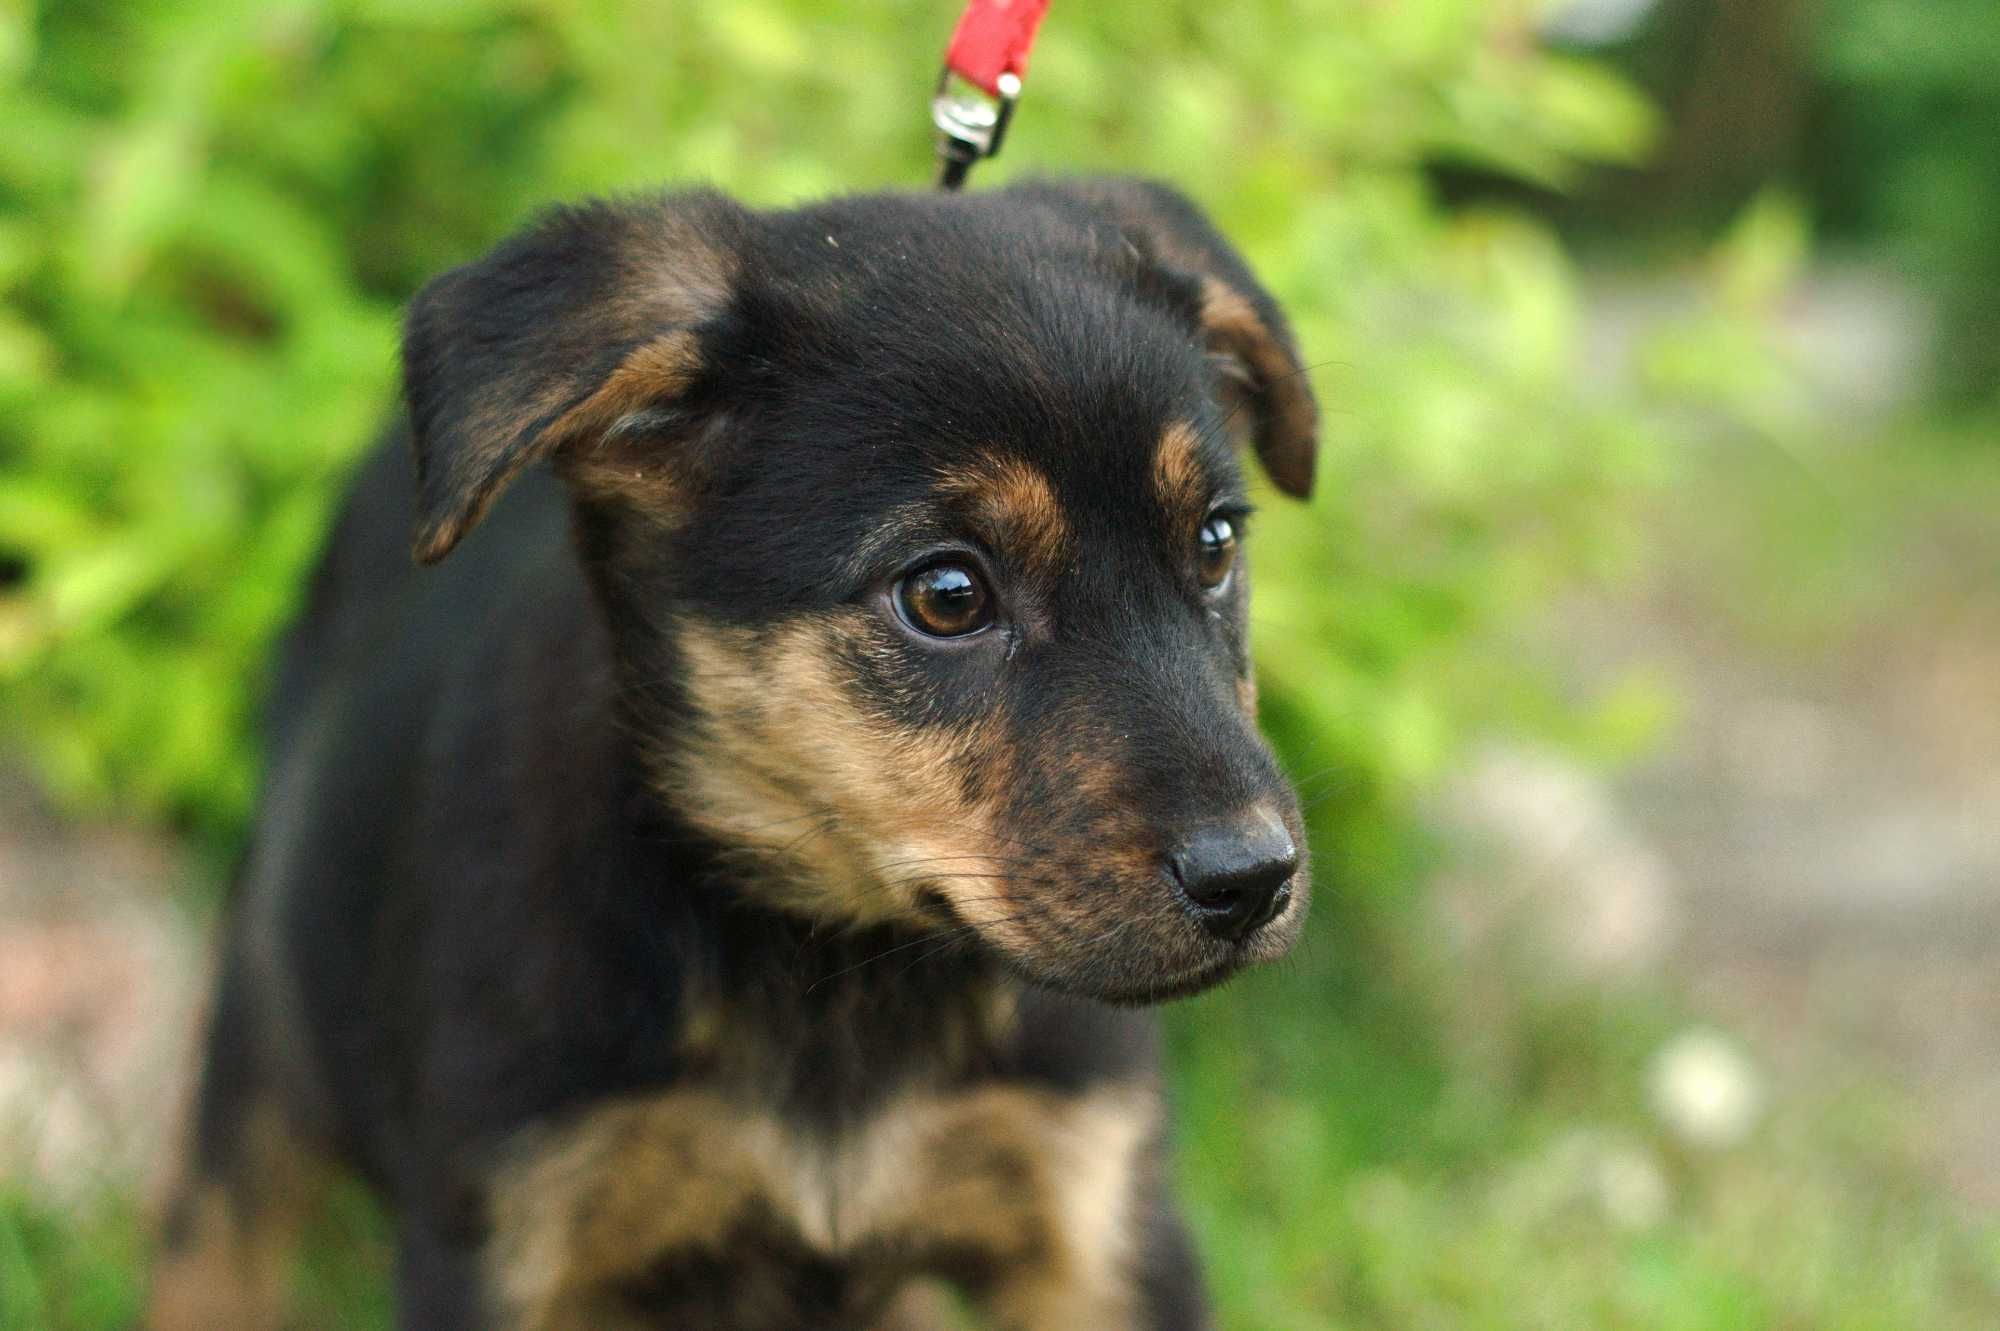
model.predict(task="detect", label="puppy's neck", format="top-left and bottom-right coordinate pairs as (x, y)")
top-left (581, 593), bottom-right (1024, 1120)
top-left (672, 902), bottom-right (1018, 1128)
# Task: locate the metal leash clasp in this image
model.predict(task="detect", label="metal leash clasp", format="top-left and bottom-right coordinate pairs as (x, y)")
top-left (932, 67), bottom-right (1020, 191)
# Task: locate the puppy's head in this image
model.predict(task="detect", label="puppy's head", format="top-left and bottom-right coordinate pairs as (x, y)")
top-left (403, 179), bottom-right (1319, 1003)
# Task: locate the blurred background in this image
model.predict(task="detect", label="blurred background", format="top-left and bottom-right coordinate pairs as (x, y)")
top-left (1, 0), bottom-right (1995, 1325)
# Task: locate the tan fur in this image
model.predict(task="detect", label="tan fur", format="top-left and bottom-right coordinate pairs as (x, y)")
top-left (950, 1084), bottom-right (1154, 1331)
top-left (145, 1189), bottom-right (287, 1331)
top-left (936, 454), bottom-right (1073, 580)
top-left (416, 210), bottom-right (738, 564)
top-left (668, 593), bottom-right (1282, 997)
top-left (552, 329), bottom-right (704, 452)
top-left (1151, 421), bottom-right (1209, 532)
top-left (1197, 277), bottom-right (1316, 498)
top-left (416, 330), bottom-right (707, 564)
top-left (143, 1105), bottom-right (323, 1331)
top-left (667, 616), bottom-right (1028, 942)
top-left (487, 1089), bottom-right (774, 1329)
top-left (487, 1081), bottom-right (1157, 1331)
top-left (665, 614), bottom-right (1203, 984)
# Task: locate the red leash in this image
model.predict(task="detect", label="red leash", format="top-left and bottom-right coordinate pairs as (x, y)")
top-left (931, 0), bottom-right (1051, 189)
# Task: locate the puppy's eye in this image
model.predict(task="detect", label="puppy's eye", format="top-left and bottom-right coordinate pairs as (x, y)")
top-left (896, 562), bottom-right (994, 638)
top-left (1196, 514), bottom-right (1237, 591)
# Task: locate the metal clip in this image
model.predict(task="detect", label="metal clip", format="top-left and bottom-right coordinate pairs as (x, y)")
top-left (932, 69), bottom-right (1021, 191)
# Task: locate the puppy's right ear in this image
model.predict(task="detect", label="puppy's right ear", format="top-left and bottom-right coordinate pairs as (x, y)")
top-left (401, 192), bottom-right (748, 564)
top-left (1011, 177), bottom-right (1319, 499)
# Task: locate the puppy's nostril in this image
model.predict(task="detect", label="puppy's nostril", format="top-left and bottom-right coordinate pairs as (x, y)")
top-left (1168, 816), bottom-right (1297, 942)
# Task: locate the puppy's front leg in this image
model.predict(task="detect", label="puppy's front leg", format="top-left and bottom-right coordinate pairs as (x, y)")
top-left (394, 1219), bottom-right (487, 1331)
top-left (1128, 1189), bottom-right (1214, 1331)
top-left (982, 1184), bottom-right (1212, 1331)
top-left (974, 1084), bottom-right (1210, 1331)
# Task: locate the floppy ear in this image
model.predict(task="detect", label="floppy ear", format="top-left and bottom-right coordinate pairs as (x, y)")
top-left (400, 191), bottom-right (748, 564)
top-left (1016, 177), bottom-right (1319, 498)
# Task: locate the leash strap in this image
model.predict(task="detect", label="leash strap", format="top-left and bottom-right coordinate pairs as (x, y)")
top-left (931, 0), bottom-right (1050, 190)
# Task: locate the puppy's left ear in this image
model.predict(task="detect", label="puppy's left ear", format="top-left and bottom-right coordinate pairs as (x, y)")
top-left (401, 191), bottom-right (748, 564)
top-left (1017, 177), bottom-right (1319, 498)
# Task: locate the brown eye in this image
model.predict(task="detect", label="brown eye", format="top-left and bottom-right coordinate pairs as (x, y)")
top-left (896, 562), bottom-right (994, 638)
top-left (1197, 514), bottom-right (1237, 590)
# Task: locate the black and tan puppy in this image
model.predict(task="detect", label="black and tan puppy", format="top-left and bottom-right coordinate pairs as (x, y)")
top-left (145, 177), bottom-right (1318, 1331)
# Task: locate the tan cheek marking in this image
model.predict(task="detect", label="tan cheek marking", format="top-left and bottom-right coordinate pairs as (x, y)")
top-left (667, 618), bottom-right (1020, 936)
top-left (1151, 420), bottom-right (1209, 530)
top-left (1025, 746), bottom-right (1159, 907)
top-left (1236, 671), bottom-right (1259, 717)
top-left (937, 455), bottom-right (1073, 580)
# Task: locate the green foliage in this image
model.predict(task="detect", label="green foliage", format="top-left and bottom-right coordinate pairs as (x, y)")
top-left (0, 0), bottom-right (1663, 848)
top-left (1807, 0), bottom-right (2000, 403)
top-left (0, 1188), bottom-right (141, 1330)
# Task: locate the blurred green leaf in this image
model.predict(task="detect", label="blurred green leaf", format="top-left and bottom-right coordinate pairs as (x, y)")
top-left (1713, 188), bottom-right (1811, 314)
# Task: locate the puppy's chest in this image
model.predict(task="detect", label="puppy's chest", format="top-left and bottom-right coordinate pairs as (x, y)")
top-left (486, 1077), bottom-right (1152, 1328)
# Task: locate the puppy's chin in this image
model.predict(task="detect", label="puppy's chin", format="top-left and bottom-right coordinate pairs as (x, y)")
top-left (1036, 958), bottom-right (1243, 1007)
top-left (979, 894), bottom-right (1309, 1007)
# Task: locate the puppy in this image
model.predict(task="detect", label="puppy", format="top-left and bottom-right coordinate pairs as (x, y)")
top-left (145, 176), bottom-right (1318, 1331)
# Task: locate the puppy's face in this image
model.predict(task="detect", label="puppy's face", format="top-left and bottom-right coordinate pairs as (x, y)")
top-left (403, 181), bottom-right (1320, 1003)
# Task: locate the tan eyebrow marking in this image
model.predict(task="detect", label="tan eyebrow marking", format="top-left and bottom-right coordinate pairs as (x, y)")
top-left (935, 453), bottom-right (1073, 578)
top-left (1151, 421), bottom-right (1208, 529)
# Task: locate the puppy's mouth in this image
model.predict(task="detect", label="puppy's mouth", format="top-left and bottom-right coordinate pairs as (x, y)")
top-left (915, 871), bottom-right (1306, 1007)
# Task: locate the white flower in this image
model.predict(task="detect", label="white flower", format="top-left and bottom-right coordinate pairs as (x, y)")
top-left (1648, 1028), bottom-right (1763, 1148)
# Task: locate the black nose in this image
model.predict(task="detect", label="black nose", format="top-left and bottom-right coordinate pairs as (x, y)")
top-left (1168, 814), bottom-right (1297, 941)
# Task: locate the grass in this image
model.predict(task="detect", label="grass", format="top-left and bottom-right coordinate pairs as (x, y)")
top-left (1169, 929), bottom-right (2000, 1330)
top-left (0, 1189), bottom-right (142, 1330)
